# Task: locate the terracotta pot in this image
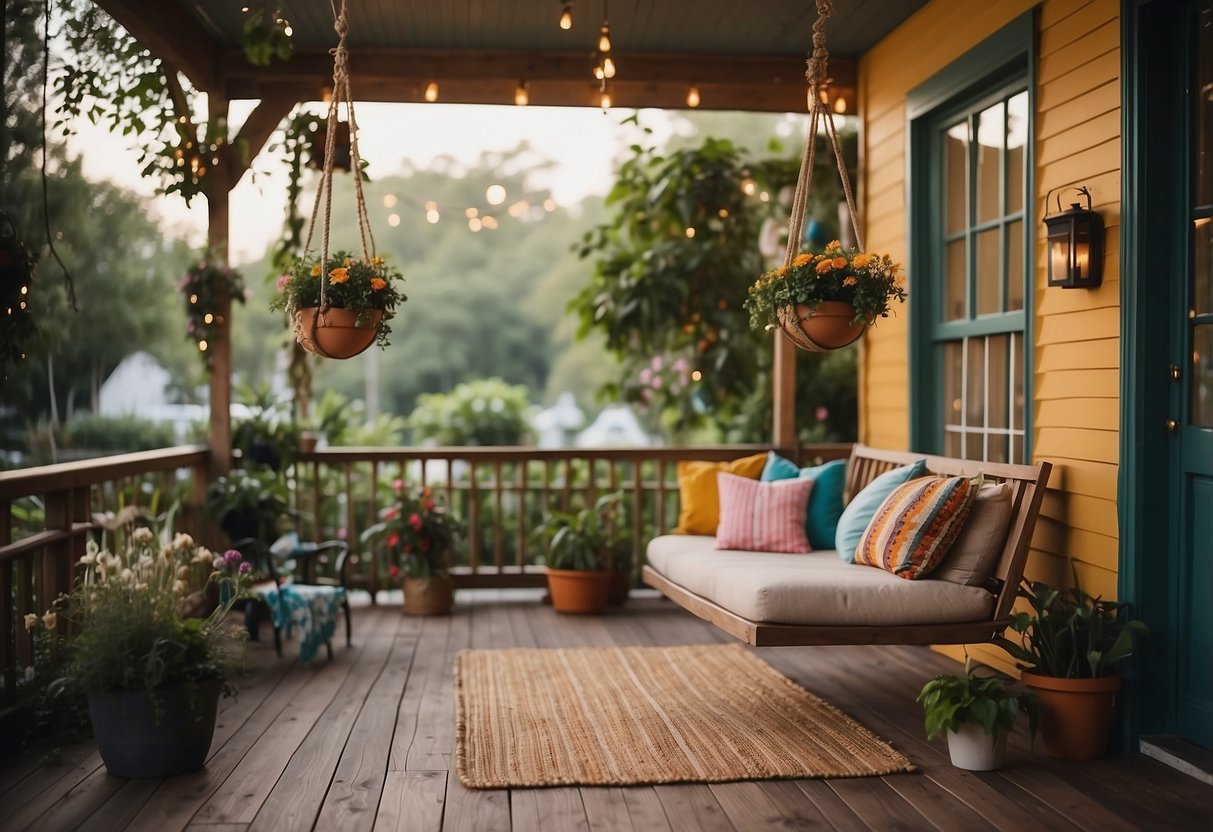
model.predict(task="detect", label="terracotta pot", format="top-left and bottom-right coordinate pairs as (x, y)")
top-left (945, 723), bottom-right (1008, 771)
top-left (299, 431), bottom-right (320, 454)
top-left (402, 574), bottom-right (454, 616)
top-left (293, 307), bottom-right (382, 359)
top-left (777, 301), bottom-right (867, 352)
top-left (546, 568), bottom-right (611, 614)
top-left (608, 569), bottom-right (631, 606)
top-left (1020, 671), bottom-right (1122, 760)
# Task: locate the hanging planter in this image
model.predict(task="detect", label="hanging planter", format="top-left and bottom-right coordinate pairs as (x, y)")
top-left (742, 0), bottom-right (906, 353)
top-left (269, 0), bottom-right (406, 359)
top-left (307, 118), bottom-right (351, 172)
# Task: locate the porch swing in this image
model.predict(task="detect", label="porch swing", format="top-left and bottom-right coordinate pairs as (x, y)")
top-left (641, 2), bottom-right (1052, 648)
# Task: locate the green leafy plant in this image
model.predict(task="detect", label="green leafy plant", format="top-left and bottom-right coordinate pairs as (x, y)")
top-left (25, 519), bottom-right (252, 699)
top-left (231, 386), bottom-right (300, 471)
top-left (180, 258), bottom-right (246, 367)
top-left (205, 469), bottom-right (290, 544)
top-left (745, 240), bottom-right (907, 330)
top-left (361, 480), bottom-right (465, 579)
top-left (1002, 579), bottom-right (1149, 678)
top-left (408, 377), bottom-right (531, 446)
top-left (241, 3), bottom-right (294, 66)
top-left (534, 491), bottom-right (630, 571)
top-left (270, 250), bottom-right (406, 348)
top-left (918, 657), bottom-right (1039, 743)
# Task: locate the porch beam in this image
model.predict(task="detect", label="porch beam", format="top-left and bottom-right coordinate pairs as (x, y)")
top-left (207, 95), bottom-right (233, 478)
top-left (94, 0), bottom-right (220, 92)
top-left (228, 87), bottom-right (304, 183)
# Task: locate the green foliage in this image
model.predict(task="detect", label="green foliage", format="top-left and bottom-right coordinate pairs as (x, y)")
top-left (26, 519), bottom-right (253, 696)
top-left (745, 242), bottom-right (907, 329)
top-left (360, 481), bottom-right (465, 578)
top-left (61, 414), bottom-right (178, 452)
top-left (180, 259), bottom-right (247, 368)
top-left (231, 384), bottom-right (299, 470)
top-left (1004, 579), bottom-right (1149, 678)
top-left (917, 658), bottom-right (1039, 742)
top-left (409, 378), bottom-right (531, 446)
top-left (533, 491), bottom-right (630, 571)
top-left (241, 3), bottom-right (294, 66)
top-left (205, 469), bottom-right (290, 544)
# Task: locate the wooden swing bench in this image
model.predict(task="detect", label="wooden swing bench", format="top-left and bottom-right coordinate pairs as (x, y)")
top-left (641, 445), bottom-right (1052, 648)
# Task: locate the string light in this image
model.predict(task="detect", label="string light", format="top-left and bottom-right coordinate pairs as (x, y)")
top-left (598, 21), bottom-right (611, 52)
top-left (833, 96), bottom-right (847, 114)
top-left (686, 86), bottom-right (701, 108)
top-left (424, 81), bottom-right (439, 102)
top-left (486, 184), bottom-right (507, 205)
top-left (599, 86), bottom-right (612, 112)
top-left (559, 2), bottom-right (573, 29)
top-left (383, 194), bottom-right (398, 208)
top-left (515, 80), bottom-right (529, 106)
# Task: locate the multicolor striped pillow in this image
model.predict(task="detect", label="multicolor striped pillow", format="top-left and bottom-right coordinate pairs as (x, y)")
top-left (855, 475), bottom-right (978, 580)
top-left (715, 472), bottom-right (815, 553)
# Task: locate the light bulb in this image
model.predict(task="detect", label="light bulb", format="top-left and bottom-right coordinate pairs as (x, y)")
top-left (600, 90), bottom-right (612, 111)
top-left (602, 56), bottom-right (616, 78)
top-left (594, 63), bottom-right (605, 81)
top-left (598, 23), bottom-right (611, 52)
top-left (833, 95), bottom-right (848, 114)
top-left (686, 86), bottom-right (701, 108)
top-left (515, 81), bottom-right (529, 106)
top-left (424, 81), bottom-right (439, 102)
top-left (559, 3), bottom-right (573, 29)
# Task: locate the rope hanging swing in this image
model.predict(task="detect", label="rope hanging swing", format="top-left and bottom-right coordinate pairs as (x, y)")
top-left (290, 0), bottom-right (392, 360)
top-left (773, 0), bottom-right (882, 353)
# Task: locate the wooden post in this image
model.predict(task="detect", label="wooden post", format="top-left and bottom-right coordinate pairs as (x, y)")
top-left (207, 96), bottom-right (232, 478)
top-left (772, 331), bottom-right (797, 450)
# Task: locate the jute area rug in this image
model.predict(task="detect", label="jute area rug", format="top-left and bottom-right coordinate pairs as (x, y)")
top-left (454, 643), bottom-right (914, 789)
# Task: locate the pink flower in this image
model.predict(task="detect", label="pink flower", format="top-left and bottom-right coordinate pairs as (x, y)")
top-left (393, 479), bottom-right (405, 491)
top-left (815, 406), bottom-right (829, 422)
top-left (223, 549), bottom-right (241, 564)
top-left (276, 274), bottom-right (291, 291)
top-left (383, 506), bottom-right (400, 519)
top-left (239, 562), bottom-right (251, 573)
top-left (409, 513), bottom-right (423, 532)
top-left (423, 499), bottom-right (435, 512)
top-left (387, 532), bottom-right (400, 549)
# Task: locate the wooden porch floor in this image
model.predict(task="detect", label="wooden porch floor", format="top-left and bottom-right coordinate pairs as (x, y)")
top-left (3, 592), bottom-right (1213, 831)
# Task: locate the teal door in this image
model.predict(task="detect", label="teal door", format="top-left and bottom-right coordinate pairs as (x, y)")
top-left (1174, 0), bottom-right (1213, 749)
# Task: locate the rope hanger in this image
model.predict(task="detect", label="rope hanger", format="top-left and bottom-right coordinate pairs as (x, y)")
top-left (297, 0), bottom-right (377, 357)
top-left (777, 0), bottom-right (865, 351)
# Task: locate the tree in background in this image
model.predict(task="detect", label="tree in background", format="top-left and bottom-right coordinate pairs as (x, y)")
top-left (409, 377), bottom-right (531, 446)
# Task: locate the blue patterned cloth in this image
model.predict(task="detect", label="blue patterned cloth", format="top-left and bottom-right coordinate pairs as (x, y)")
top-left (260, 583), bottom-right (346, 666)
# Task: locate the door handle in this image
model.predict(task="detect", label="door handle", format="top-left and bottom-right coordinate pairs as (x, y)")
top-left (1165, 418), bottom-right (1179, 433)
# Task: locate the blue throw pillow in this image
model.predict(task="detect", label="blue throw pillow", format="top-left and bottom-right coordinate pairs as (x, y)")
top-left (834, 459), bottom-right (928, 563)
top-left (761, 452), bottom-right (848, 550)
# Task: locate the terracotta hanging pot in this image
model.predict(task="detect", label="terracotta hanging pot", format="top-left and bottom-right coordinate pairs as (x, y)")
top-left (402, 574), bottom-right (454, 616)
top-left (1020, 671), bottom-right (1122, 760)
top-left (546, 568), bottom-right (611, 614)
top-left (293, 307), bottom-right (382, 359)
top-left (777, 301), bottom-right (867, 352)
top-left (308, 119), bottom-right (352, 172)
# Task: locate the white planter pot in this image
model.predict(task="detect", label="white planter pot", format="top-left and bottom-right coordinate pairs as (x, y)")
top-left (945, 723), bottom-right (1008, 771)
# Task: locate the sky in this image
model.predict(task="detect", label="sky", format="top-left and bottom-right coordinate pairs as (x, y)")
top-left (68, 99), bottom-right (679, 264)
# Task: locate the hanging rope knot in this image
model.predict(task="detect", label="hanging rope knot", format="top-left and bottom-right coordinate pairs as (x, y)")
top-left (804, 0), bottom-right (833, 95)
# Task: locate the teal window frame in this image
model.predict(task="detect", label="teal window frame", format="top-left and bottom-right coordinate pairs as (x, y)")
top-left (907, 12), bottom-right (1036, 460)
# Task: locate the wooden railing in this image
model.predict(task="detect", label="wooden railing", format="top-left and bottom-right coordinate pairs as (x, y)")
top-left (0, 445), bottom-right (210, 706)
top-left (0, 442), bottom-right (854, 705)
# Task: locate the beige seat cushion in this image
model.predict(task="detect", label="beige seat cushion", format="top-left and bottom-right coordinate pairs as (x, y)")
top-left (646, 535), bottom-right (995, 626)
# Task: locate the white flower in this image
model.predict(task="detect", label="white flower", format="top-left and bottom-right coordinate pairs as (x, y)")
top-left (120, 568), bottom-right (133, 583)
top-left (42, 611), bottom-right (57, 630)
top-left (79, 551), bottom-right (96, 566)
top-left (135, 582), bottom-right (148, 591)
top-left (177, 565), bottom-right (190, 579)
top-left (131, 527), bottom-right (154, 544)
top-left (172, 532), bottom-right (195, 552)
top-left (172, 579), bottom-right (187, 595)
top-left (193, 549), bottom-right (214, 565)
top-left (23, 613), bottom-right (38, 632)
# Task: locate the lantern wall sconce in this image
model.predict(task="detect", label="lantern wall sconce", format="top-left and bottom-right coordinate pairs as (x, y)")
top-left (1044, 185), bottom-right (1104, 289)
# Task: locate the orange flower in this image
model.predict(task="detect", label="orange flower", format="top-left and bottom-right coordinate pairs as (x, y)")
top-left (775, 266), bottom-right (789, 277)
top-left (370, 277), bottom-right (387, 291)
top-left (826, 240), bottom-right (842, 252)
top-left (342, 257), bottom-right (352, 267)
top-left (310, 265), bottom-right (321, 277)
top-left (792, 253), bottom-right (812, 267)
top-left (816, 260), bottom-right (834, 274)
top-left (851, 253), bottom-right (872, 269)
top-left (843, 276), bottom-right (858, 287)
top-left (832, 257), bottom-right (848, 269)
top-left (328, 267), bottom-right (350, 285)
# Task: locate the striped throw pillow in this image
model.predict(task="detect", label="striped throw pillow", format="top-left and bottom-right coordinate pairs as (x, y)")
top-left (855, 475), bottom-right (978, 580)
top-left (715, 472), bottom-right (815, 553)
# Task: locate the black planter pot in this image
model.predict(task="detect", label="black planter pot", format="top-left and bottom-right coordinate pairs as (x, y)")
top-left (87, 679), bottom-right (221, 778)
top-left (246, 440), bottom-right (282, 471)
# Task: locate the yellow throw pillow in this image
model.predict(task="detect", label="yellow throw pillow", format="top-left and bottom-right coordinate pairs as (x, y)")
top-left (674, 453), bottom-right (768, 535)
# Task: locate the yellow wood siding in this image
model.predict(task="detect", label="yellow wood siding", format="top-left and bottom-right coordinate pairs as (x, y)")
top-left (859, 0), bottom-right (1121, 675)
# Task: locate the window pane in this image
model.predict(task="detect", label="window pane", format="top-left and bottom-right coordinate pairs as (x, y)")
top-left (946, 240), bottom-right (967, 320)
top-left (976, 228), bottom-right (1001, 315)
top-left (1013, 332), bottom-right (1025, 431)
top-left (966, 338), bottom-right (986, 428)
top-left (944, 341), bottom-right (963, 428)
top-left (1006, 92), bottom-right (1028, 214)
top-left (988, 434), bottom-right (1008, 464)
top-left (1196, 218), bottom-right (1213, 315)
top-left (988, 334), bottom-right (1009, 429)
top-left (966, 433), bottom-right (985, 461)
top-left (1198, 4), bottom-right (1213, 207)
top-left (1007, 220), bottom-right (1024, 311)
top-left (945, 431), bottom-right (963, 457)
top-left (1013, 434), bottom-right (1024, 464)
top-left (976, 103), bottom-right (1004, 224)
top-left (1193, 324), bottom-right (1213, 427)
top-left (946, 123), bottom-right (969, 234)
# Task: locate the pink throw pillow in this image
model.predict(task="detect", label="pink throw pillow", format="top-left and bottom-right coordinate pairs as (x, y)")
top-left (715, 472), bottom-right (815, 553)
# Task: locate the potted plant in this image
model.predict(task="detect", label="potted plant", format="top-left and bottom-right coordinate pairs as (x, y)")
top-left (917, 657), bottom-right (1038, 771)
top-left (361, 480), bottom-right (464, 615)
top-left (270, 250), bottom-right (406, 359)
top-left (744, 239), bottom-right (906, 351)
top-left (1000, 579), bottom-right (1149, 760)
top-left (205, 468), bottom-right (291, 545)
top-left (231, 387), bottom-right (299, 471)
top-left (534, 492), bottom-right (628, 614)
top-left (25, 522), bottom-right (252, 778)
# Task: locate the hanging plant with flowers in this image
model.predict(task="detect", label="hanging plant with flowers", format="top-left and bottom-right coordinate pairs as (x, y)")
top-left (180, 260), bottom-right (246, 367)
top-left (745, 240), bottom-right (905, 331)
top-left (270, 250), bottom-right (404, 350)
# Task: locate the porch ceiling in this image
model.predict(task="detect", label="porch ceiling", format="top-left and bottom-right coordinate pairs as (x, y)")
top-left (95, 0), bottom-right (930, 112)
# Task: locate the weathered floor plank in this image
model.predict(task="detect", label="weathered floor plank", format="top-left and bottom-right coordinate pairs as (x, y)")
top-left (3, 594), bottom-right (1213, 832)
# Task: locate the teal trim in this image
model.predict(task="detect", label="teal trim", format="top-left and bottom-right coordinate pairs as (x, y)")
top-left (906, 11), bottom-right (1036, 457)
top-left (1119, 0), bottom-right (1189, 748)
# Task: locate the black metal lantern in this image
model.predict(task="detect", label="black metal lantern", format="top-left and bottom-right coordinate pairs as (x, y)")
top-left (1045, 186), bottom-right (1104, 289)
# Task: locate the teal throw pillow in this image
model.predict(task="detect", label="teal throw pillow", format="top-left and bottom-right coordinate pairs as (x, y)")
top-left (760, 452), bottom-right (848, 550)
top-left (833, 459), bottom-right (928, 563)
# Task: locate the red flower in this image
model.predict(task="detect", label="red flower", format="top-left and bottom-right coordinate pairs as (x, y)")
top-left (387, 532), bottom-right (400, 549)
top-left (383, 506), bottom-right (400, 520)
top-left (388, 564), bottom-right (400, 578)
top-left (402, 543), bottom-right (412, 553)
top-left (409, 513), bottom-right (423, 532)
top-left (419, 536), bottom-right (431, 553)
top-left (423, 499), bottom-right (436, 512)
